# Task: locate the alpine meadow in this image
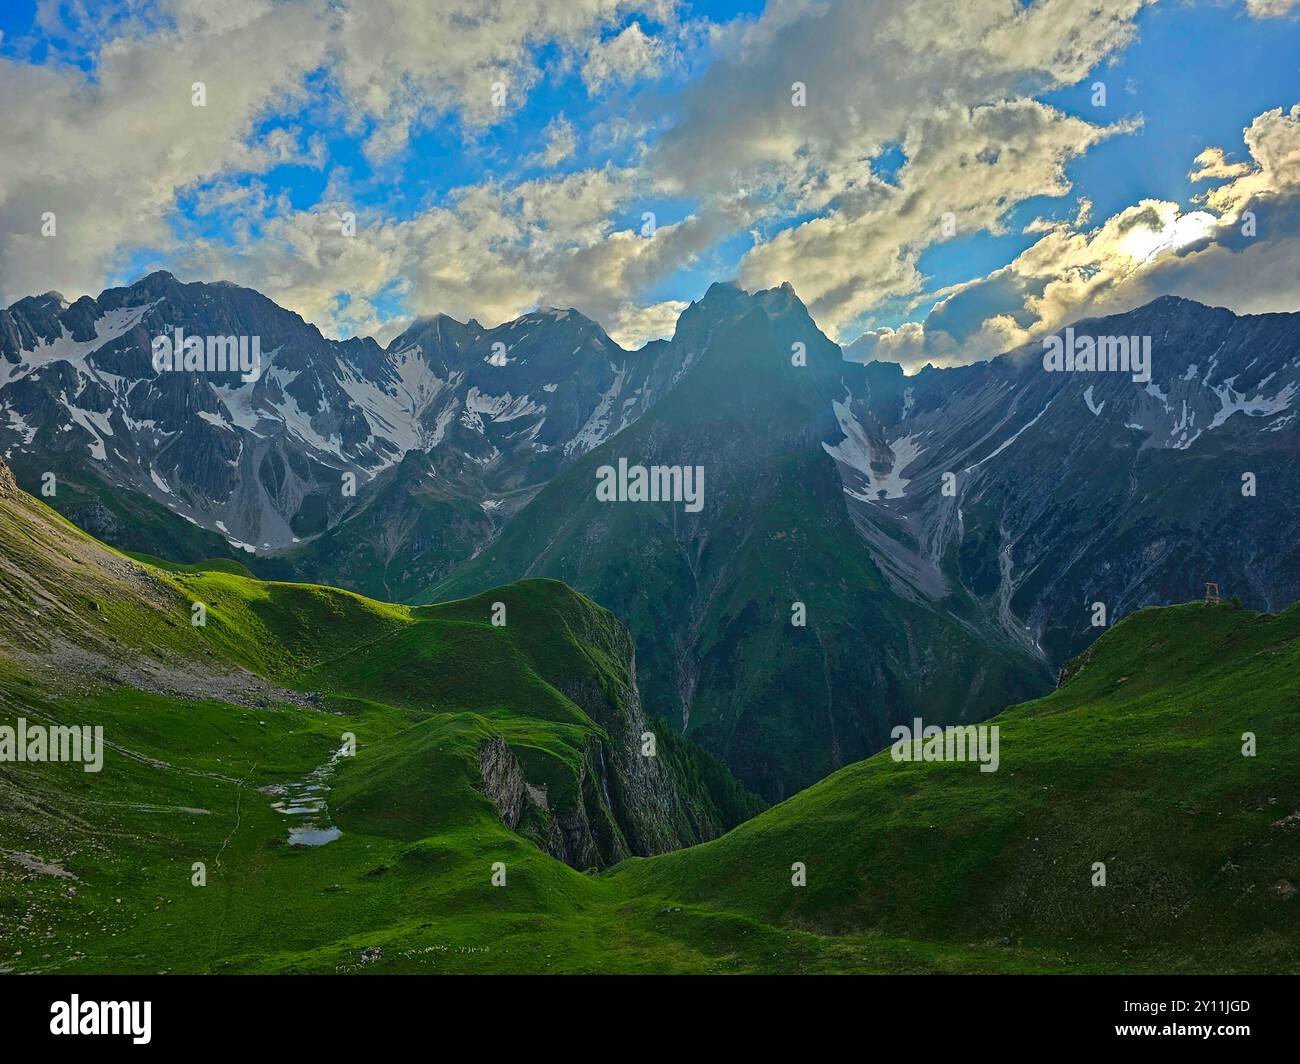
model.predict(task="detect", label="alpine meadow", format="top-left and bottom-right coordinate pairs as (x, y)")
top-left (1, 0), bottom-right (1299, 1040)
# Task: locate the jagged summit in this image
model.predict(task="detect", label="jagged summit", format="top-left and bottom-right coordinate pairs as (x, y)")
top-left (0, 273), bottom-right (693, 583)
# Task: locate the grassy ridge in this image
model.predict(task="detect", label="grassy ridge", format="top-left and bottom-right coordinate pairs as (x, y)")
top-left (614, 601), bottom-right (1300, 972)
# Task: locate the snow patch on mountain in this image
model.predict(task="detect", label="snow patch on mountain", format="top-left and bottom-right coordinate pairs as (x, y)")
top-left (464, 387), bottom-right (542, 423)
top-left (197, 410), bottom-right (233, 430)
top-left (211, 384), bottom-right (268, 436)
top-left (0, 303), bottom-right (155, 387)
top-left (1168, 399), bottom-right (1202, 450)
top-left (268, 369), bottom-right (347, 460)
top-left (566, 364), bottom-right (628, 456)
top-left (3, 407), bottom-right (36, 446)
top-left (338, 355), bottom-right (455, 457)
top-left (824, 399), bottom-right (924, 501)
top-left (1209, 377), bottom-right (1298, 429)
top-left (62, 400), bottom-right (113, 462)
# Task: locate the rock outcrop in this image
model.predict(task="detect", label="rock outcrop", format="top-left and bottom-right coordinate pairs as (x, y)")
top-left (0, 456), bottom-right (17, 500)
top-left (474, 589), bottom-right (763, 871)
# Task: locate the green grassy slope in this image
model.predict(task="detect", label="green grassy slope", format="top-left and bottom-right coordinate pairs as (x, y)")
top-left (614, 600), bottom-right (1300, 972)
top-left (0, 469), bottom-right (763, 973)
top-left (2, 462), bottom-right (1297, 974)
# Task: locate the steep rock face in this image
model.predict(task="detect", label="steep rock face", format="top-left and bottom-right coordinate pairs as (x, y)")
top-left (473, 591), bottom-right (761, 870)
top-left (479, 728), bottom-right (722, 872)
top-left (0, 456), bottom-right (15, 500)
top-left (832, 296), bottom-right (1300, 663)
top-left (554, 621), bottom-right (735, 860)
top-left (477, 737), bottom-right (529, 830)
top-left (477, 734), bottom-right (617, 870)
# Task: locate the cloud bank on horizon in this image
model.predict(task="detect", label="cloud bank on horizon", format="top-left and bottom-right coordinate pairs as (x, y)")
top-left (1, 0), bottom-right (1298, 369)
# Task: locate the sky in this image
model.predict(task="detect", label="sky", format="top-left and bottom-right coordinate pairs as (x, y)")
top-left (0, 0), bottom-right (1298, 370)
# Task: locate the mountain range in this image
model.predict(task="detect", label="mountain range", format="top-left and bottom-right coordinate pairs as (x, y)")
top-left (4, 273), bottom-right (1299, 798)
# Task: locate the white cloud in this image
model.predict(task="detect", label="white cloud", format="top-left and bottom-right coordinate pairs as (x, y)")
top-left (329, 0), bottom-right (678, 160)
top-left (649, 0), bottom-right (1153, 339)
top-left (0, 0), bottom-right (329, 303)
top-left (171, 163), bottom-right (739, 344)
top-left (528, 117), bottom-right (579, 168)
top-left (738, 100), bottom-right (1133, 339)
top-left (0, 0), bottom-right (685, 305)
top-left (606, 299), bottom-right (689, 347)
top-left (849, 105), bottom-right (1300, 371)
top-left (582, 22), bottom-right (671, 92)
top-left (1243, 0), bottom-right (1300, 16)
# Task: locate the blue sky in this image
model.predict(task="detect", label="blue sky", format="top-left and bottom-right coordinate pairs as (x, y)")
top-left (1, 0), bottom-right (1298, 366)
top-left (897, 2), bottom-right (1300, 330)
